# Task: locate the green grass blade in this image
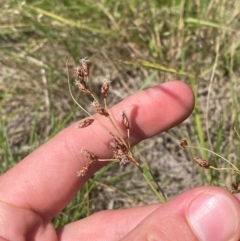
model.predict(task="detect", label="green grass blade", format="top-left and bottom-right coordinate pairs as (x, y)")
top-left (25, 5), bottom-right (117, 36)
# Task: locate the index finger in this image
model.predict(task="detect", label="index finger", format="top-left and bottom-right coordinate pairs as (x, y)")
top-left (0, 81), bottom-right (194, 220)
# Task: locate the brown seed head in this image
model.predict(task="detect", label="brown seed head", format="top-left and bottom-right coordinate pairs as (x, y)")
top-left (82, 62), bottom-right (89, 77)
top-left (77, 161), bottom-right (93, 177)
top-left (79, 57), bottom-right (89, 77)
top-left (81, 149), bottom-right (98, 161)
top-left (77, 82), bottom-right (91, 95)
top-left (109, 138), bottom-right (127, 151)
top-left (78, 119), bottom-right (94, 128)
top-left (232, 182), bottom-right (239, 190)
top-left (113, 149), bottom-right (130, 165)
top-left (119, 155), bottom-right (130, 165)
top-left (101, 79), bottom-right (111, 99)
top-left (122, 111), bottom-right (130, 129)
top-left (180, 139), bottom-right (188, 148)
top-left (91, 100), bottom-right (109, 117)
top-left (194, 157), bottom-right (210, 169)
top-left (75, 67), bottom-right (85, 84)
top-left (113, 149), bottom-right (125, 160)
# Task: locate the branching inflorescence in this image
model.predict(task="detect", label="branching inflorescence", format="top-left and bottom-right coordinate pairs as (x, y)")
top-left (180, 139), bottom-right (240, 193)
top-left (69, 58), bottom-right (240, 195)
top-left (67, 57), bottom-right (142, 178)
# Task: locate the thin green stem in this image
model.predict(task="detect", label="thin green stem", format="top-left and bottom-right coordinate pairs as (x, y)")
top-left (142, 173), bottom-right (166, 203)
top-left (210, 166), bottom-right (239, 173)
top-left (134, 146), bottom-right (167, 200)
top-left (187, 145), bottom-right (238, 171)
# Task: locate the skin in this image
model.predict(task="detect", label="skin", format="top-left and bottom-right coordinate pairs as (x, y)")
top-left (0, 81), bottom-right (240, 241)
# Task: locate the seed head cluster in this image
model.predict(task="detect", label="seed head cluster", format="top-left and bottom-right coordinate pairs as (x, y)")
top-left (78, 119), bottom-right (94, 129)
top-left (74, 57), bottom-right (139, 176)
top-left (109, 138), bottom-right (131, 165)
top-left (75, 60), bottom-right (91, 95)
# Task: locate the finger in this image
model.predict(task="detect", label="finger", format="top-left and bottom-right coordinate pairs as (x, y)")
top-left (0, 81), bottom-right (194, 219)
top-left (234, 193), bottom-right (240, 200)
top-left (121, 186), bottom-right (240, 241)
top-left (56, 204), bottom-right (161, 241)
top-left (0, 200), bottom-right (57, 241)
top-left (57, 187), bottom-right (240, 241)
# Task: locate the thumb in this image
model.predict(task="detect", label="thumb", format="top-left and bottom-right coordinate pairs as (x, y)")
top-left (121, 186), bottom-right (240, 241)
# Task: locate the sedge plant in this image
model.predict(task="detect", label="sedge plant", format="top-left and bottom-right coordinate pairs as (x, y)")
top-left (67, 57), bottom-right (167, 203)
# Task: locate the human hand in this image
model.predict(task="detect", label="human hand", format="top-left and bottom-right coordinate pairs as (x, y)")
top-left (1, 81), bottom-right (240, 241)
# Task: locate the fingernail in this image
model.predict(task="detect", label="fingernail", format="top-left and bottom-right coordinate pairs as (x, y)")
top-left (187, 192), bottom-right (238, 241)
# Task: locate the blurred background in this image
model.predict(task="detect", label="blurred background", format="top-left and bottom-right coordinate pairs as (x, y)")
top-left (1, 0), bottom-right (240, 227)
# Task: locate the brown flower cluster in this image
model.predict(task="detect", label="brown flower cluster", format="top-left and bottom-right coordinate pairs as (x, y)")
top-left (73, 57), bottom-right (139, 177)
top-left (180, 140), bottom-right (210, 169)
top-left (77, 149), bottom-right (98, 177)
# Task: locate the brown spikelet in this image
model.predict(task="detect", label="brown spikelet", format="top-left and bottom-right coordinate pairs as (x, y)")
top-left (77, 161), bottom-right (93, 177)
top-left (113, 149), bottom-right (130, 165)
top-left (78, 119), bottom-right (94, 128)
top-left (78, 148), bottom-right (98, 177)
top-left (75, 67), bottom-right (85, 84)
top-left (231, 182), bottom-right (239, 190)
top-left (101, 80), bottom-right (111, 99)
top-left (113, 149), bottom-right (125, 160)
top-left (82, 62), bottom-right (89, 77)
top-left (119, 155), bottom-right (131, 165)
top-left (79, 57), bottom-right (89, 77)
top-left (77, 82), bottom-right (91, 95)
top-left (194, 157), bottom-right (210, 169)
top-left (81, 149), bottom-right (98, 161)
top-left (109, 138), bottom-right (127, 151)
top-left (91, 100), bottom-right (109, 117)
top-left (122, 111), bottom-right (130, 129)
top-left (180, 139), bottom-right (187, 148)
